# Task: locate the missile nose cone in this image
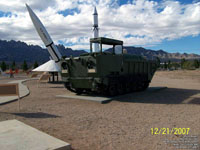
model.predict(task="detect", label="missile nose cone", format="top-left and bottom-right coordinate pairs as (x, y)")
top-left (26, 3), bottom-right (35, 18)
top-left (93, 6), bottom-right (98, 15)
top-left (25, 3), bottom-right (31, 12)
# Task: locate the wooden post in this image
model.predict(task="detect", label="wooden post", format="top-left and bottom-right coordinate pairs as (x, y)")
top-left (16, 83), bottom-right (20, 111)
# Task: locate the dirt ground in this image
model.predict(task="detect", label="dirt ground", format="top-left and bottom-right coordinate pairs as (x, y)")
top-left (0, 70), bottom-right (200, 150)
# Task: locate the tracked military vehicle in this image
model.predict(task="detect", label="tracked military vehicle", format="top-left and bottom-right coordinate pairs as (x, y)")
top-left (61, 37), bottom-right (158, 96)
top-left (26, 5), bottom-right (158, 96)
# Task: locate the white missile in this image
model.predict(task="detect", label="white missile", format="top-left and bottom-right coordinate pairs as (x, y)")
top-left (26, 4), bottom-right (62, 63)
top-left (93, 6), bottom-right (99, 52)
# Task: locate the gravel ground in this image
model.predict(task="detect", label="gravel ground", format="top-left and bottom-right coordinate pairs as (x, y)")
top-left (0, 70), bottom-right (200, 150)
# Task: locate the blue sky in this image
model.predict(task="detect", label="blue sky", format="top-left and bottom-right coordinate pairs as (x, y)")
top-left (0, 0), bottom-right (199, 54)
top-left (58, 0), bottom-right (200, 54)
top-left (117, 0), bottom-right (200, 54)
top-left (143, 0), bottom-right (200, 54)
top-left (146, 35), bottom-right (200, 54)
top-left (0, 11), bottom-right (12, 17)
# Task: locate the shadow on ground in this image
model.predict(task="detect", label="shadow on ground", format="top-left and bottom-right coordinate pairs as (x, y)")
top-left (49, 86), bottom-right (64, 88)
top-left (11, 112), bottom-right (60, 118)
top-left (114, 87), bottom-right (200, 104)
top-left (59, 87), bottom-right (200, 105)
top-left (48, 81), bottom-right (64, 84)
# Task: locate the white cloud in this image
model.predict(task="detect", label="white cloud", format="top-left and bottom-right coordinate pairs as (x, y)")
top-left (0, 0), bottom-right (200, 50)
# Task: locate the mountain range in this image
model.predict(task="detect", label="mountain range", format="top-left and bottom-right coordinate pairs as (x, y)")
top-left (0, 39), bottom-right (199, 64)
top-left (111, 47), bottom-right (200, 61)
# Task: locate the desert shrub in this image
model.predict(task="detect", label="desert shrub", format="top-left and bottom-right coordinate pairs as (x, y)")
top-left (182, 60), bottom-right (196, 70)
top-left (22, 60), bottom-right (28, 71)
top-left (0, 61), bottom-right (7, 71)
top-left (171, 62), bottom-right (180, 70)
top-left (194, 59), bottom-right (200, 68)
top-left (33, 61), bottom-right (39, 69)
top-left (11, 61), bottom-right (16, 70)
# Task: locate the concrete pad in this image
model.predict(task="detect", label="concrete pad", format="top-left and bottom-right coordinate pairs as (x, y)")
top-left (0, 119), bottom-right (71, 150)
top-left (56, 86), bottom-right (167, 104)
top-left (56, 94), bottom-right (112, 104)
top-left (0, 79), bottom-right (32, 105)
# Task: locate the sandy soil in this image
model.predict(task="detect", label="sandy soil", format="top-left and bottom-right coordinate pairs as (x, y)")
top-left (0, 70), bottom-right (200, 150)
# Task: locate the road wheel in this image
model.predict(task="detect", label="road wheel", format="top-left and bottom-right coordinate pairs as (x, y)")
top-left (75, 88), bottom-right (83, 95)
top-left (141, 82), bottom-right (149, 91)
top-left (108, 84), bottom-right (117, 96)
top-left (136, 82), bottom-right (143, 91)
top-left (131, 82), bottom-right (136, 92)
top-left (125, 83), bottom-right (131, 93)
top-left (117, 83), bottom-right (124, 95)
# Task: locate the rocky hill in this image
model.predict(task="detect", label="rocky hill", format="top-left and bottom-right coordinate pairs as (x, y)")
top-left (107, 47), bottom-right (200, 62)
top-left (0, 39), bottom-right (199, 64)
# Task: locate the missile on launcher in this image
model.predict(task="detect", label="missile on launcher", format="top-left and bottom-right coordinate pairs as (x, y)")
top-left (26, 4), bottom-right (62, 63)
top-left (93, 6), bottom-right (99, 52)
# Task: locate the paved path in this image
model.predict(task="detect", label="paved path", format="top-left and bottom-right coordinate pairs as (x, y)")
top-left (0, 79), bottom-right (32, 105)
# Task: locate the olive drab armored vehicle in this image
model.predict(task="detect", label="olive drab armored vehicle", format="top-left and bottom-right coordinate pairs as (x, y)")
top-left (26, 5), bottom-right (158, 96)
top-left (61, 37), bottom-right (158, 96)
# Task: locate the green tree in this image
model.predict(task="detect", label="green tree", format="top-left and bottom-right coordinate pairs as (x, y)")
top-left (171, 62), bottom-right (180, 70)
top-left (11, 61), bottom-right (16, 70)
top-left (182, 60), bottom-right (195, 70)
top-left (156, 57), bottom-right (161, 68)
top-left (181, 58), bottom-right (186, 69)
top-left (168, 60), bottom-right (171, 69)
top-left (33, 61), bottom-right (39, 69)
top-left (22, 60), bottom-right (28, 71)
top-left (0, 61), bottom-right (7, 71)
top-left (164, 61), bottom-right (167, 69)
top-left (194, 59), bottom-right (199, 68)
